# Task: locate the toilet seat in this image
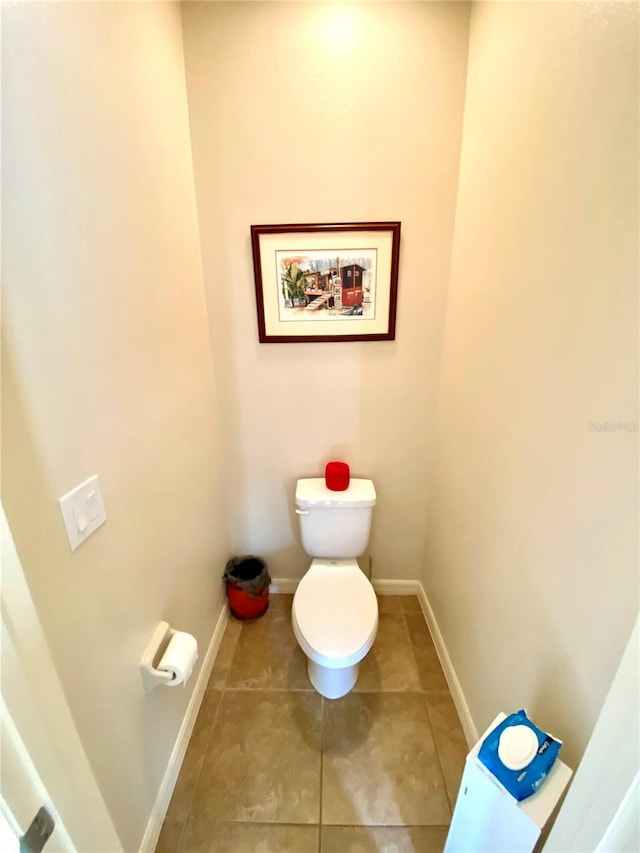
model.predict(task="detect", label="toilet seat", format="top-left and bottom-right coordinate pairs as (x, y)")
top-left (292, 558), bottom-right (378, 670)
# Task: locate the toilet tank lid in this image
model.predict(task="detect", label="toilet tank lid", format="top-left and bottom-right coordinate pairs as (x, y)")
top-left (296, 478), bottom-right (376, 508)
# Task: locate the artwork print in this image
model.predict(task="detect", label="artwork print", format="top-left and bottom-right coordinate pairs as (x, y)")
top-left (276, 249), bottom-right (377, 321)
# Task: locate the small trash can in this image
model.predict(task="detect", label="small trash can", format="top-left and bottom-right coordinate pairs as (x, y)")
top-left (223, 556), bottom-right (271, 620)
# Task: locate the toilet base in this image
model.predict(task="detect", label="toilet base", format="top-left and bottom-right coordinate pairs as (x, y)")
top-left (307, 658), bottom-right (359, 700)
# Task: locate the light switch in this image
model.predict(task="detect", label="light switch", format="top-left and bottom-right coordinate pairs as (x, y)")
top-left (86, 490), bottom-right (100, 522)
top-left (59, 475), bottom-right (107, 551)
top-left (73, 506), bottom-right (89, 533)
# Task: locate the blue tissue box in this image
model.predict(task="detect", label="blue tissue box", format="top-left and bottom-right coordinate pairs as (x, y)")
top-left (477, 709), bottom-right (562, 801)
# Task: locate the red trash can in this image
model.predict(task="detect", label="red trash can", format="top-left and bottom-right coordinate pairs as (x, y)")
top-left (223, 556), bottom-right (270, 620)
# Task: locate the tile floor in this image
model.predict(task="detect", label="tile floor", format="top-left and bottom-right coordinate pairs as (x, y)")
top-left (156, 594), bottom-right (468, 853)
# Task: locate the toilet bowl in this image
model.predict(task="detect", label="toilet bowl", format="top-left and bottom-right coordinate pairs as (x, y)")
top-left (292, 559), bottom-right (378, 699)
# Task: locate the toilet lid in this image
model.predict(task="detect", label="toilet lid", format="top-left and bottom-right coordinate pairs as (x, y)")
top-left (293, 560), bottom-right (378, 663)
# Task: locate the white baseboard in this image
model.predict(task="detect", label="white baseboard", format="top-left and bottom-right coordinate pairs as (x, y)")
top-left (269, 577), bottom-right (299, 594)
top-left (139, 604), bottom-right (229, 853)
top-left (417, 586), bottom-right (478, 748)
top-left (372, 578), bottom-right (422, 595)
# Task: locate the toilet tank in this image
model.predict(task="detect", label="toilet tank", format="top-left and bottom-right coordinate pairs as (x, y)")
top-left (295, 478), bottom-right (376, 558)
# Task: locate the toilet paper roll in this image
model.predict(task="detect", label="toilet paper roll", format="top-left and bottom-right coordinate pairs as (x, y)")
top-left (158, 631), bottom-right (198, 687)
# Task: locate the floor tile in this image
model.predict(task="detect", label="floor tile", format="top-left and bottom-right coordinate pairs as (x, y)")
top-left (191, 690), bottom-right (322, 823)
top-left (181, 820), bottom-right (320, 852)
top-left (355, 613), bottom-right (421, 692)
top-left (376, 594), bottom-right (402, 613)
top-left (207, 620), bottom-right (241, 690)
top-left (225, 610), bottom-right (310, 690)
top-left (268, 592), bottom-right (294, 610)
top-left (425, 694), bottom-right (468, 809)
top-left (154, 819), bottom-right (184, 853)
top-left (164, 690), bottom-right (222, 823)
top-left (322, 693), bottom-right (450, 826)
top-left (405, 614), bottom-right (449, 692)
top-left (399, 595), bottom-right (422, 612)
top-left (321, 825), bottom-right (449, 852)
top-left (157, 598), bottom-right (464, 852)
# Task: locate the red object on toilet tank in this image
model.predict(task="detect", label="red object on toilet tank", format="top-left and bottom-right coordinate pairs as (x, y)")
top-left (325, 461), bottom-right (350, 491)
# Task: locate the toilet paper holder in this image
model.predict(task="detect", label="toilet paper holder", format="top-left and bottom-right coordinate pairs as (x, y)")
top-left (140, 621), bottom-right (177, 692)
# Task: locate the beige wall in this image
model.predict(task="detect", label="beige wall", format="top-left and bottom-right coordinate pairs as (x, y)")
top-left (2, 3), bottom-right (229, 849)
top-left (4, 1), bottom-right (637, 843)
top-left (424, 1), bottom-right (638, 768)
top-left (181, 1), bottom-right (471, 580)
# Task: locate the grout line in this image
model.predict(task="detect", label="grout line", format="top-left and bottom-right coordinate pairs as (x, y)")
top-left (218, 686), bottom-right (316, 692)
top-left (319, 695), bottom-right (325, 836)
top-left (176, 689), bottom-right (227, 853)
top-left (173, 818), bottom-right (450, 829)
top-left (217, 686), bottom-right (452, 695)
top-left (172, 821), bottom-right (186, 853)
top-left (401, 607), bottom-right (426, 691)
top-left (321, 822), bottom-right (451, 829)
top-left (423, 696), bottom-right (455, 818)
top-left (174, 813), bottom-right (187, 853)
top-left (219, 622), bottom-right (243, 691)
top-left (173, 818), bottom-right (451, 826)
top-left (175, 622), bottom-right (239, 852)
top-left (185, 819), bottom-right (320, 825)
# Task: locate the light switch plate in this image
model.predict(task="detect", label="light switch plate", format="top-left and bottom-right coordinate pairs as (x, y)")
top-left (59, 474), bottom-right (107, 551)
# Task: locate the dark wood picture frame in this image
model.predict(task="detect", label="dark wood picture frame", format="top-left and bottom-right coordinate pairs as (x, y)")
top-left (250, 221), bottom-right (401, 343)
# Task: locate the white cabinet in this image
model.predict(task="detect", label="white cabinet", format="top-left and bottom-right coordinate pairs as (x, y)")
top-left (445, 714), bottom-right (573, 853)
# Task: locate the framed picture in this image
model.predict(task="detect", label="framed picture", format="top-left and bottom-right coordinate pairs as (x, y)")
top-left (250, 221), bottom-right (401, 343)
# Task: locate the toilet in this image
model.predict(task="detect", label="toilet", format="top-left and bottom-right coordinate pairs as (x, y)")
top-left (291, 477), bottom-right (378, 699)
